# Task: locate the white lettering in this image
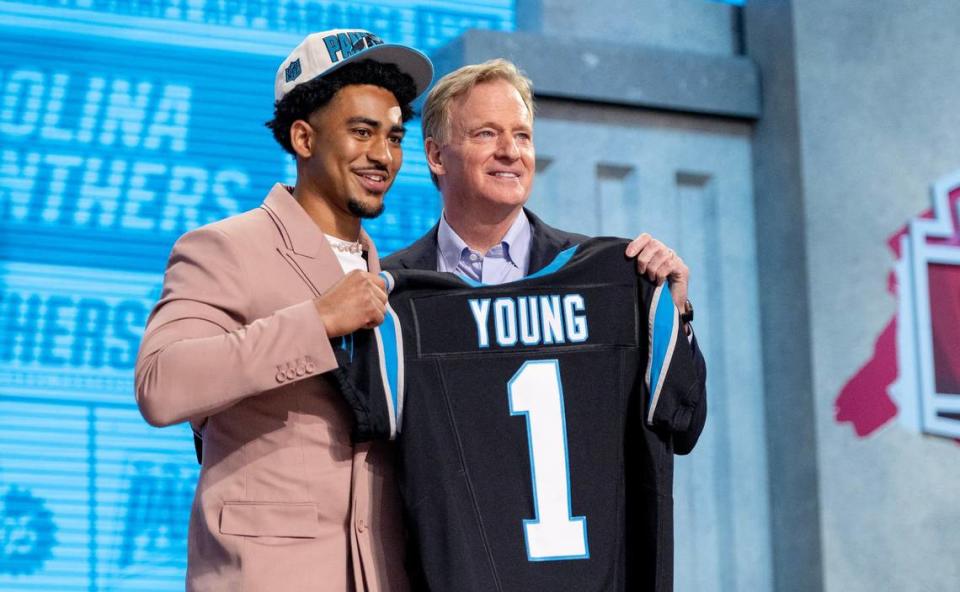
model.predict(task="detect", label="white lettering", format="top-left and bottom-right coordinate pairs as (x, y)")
top-left (122, 161), bottom-right (166, 230)
top-left (41, 73), bottom-right (73, 142)
top-left (0, 149), bottom-right (246, 232)
top-left (1, 69), bottom-right (43, 136)
top-left (469, 298), bottom-right (491, 348)
top-left (540, 295), bottom-right (564, 345)
top-left (75, 158), bottom-right (125, 227)
top-left (41, 153), bottom-right (84, 222)
top-left (0, 69), bottom-right (192, 151)
top-left (563, 294), bottom-right (588, 342)
top-left (144, 84), bottom-right (191, 152)
top-left (494, 298), bottom-right (518, 346)
top-left (77, 77), bottom-right (106, 144)
top-left (470, 294), bottom-right (589, 349)
top-left (518, 296), bottom-right (541, 345)
top-left (101, 79), bottom-right (152, 148)
top-left (211, 169), bottom-right (246, 220)
top-left (0, 148), bottom-right (40, 220)
top-left (160, 166), bottom-right (207, 232)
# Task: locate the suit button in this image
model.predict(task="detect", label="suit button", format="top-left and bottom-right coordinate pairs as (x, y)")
top-left (356, 519), bottom-right (366, 533)
top-left (275, 372), bottom-right (286, 383)
top-left (296, 366), bottom-right (306, 376)
top-left (305, 362), bottom-right (316, 373)
top-left (285, 368), bottom-right (296, 379)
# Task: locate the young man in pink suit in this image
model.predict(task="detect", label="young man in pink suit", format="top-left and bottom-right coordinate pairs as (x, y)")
top-left (134, 30), bottom-right (433, 591)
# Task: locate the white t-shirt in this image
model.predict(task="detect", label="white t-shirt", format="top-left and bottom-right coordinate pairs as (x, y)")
top-left (325, 234), bottom-right (367, 274)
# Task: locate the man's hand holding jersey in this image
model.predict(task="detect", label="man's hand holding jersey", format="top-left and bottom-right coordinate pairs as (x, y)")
top-left (314, 271), bottom-right (388, 336)
top-left (625, 233), bottom-right (692, 336)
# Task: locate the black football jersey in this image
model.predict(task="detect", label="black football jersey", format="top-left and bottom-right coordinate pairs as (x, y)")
top-left (332, 238), bottom-right (702, 592)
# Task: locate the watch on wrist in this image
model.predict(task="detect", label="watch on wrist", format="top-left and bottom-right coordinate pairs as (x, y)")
top-left (679, 299), bottom-right (694, 325)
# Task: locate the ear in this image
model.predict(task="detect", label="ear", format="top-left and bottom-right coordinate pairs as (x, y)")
top-left (289, 120), bottom-right (315, 159)
top-left (424, 136), bottom-right (445, 178)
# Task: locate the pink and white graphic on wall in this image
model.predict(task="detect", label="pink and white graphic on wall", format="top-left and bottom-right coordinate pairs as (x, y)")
top-left (837, 169), bottom-right (960, 441)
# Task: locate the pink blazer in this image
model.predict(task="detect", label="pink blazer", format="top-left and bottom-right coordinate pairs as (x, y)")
top-left (135, 184), bottom-right (408, 592)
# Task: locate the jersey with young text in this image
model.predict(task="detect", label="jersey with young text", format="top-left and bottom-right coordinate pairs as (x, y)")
top-left (332, 238), bottom-right (703, 592)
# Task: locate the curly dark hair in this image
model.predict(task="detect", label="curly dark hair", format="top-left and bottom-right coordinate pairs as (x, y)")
top-left (266, 60), bottom-right (417, 155)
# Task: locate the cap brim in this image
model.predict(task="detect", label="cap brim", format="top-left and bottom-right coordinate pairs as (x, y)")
top-left (322, 43), bottom-right (434, 100)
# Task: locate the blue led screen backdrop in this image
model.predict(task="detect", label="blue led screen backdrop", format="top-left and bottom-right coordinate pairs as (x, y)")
top-left (0, 1), bottom-right (514, 589)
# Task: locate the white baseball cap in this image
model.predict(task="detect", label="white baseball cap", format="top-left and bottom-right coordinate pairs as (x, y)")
top-left (274, 29), bottom-right (434, 102)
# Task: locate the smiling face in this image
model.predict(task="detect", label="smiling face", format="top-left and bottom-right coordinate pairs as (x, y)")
top-left (294, 83), bottom-right (405, 227)
top-left (426, 78), bottom-right (535, 218)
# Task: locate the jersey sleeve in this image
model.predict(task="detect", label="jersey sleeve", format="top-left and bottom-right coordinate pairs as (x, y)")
top-left (329, 303), bottom-right (406, 442)
top-left (641, 281), bottom-right (703, 434)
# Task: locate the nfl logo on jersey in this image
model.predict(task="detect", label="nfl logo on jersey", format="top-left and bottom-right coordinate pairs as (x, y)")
top-left (893, 169), bottom-right (960, 439)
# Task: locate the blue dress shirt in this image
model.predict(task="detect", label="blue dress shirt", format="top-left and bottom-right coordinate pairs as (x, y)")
top-left (436, 210), bottom-right (532, 285)
top-left (436, 211), bottom-right (694, 343)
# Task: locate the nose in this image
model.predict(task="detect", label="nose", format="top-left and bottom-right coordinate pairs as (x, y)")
top-left (367, 136), bottom-right (396, 167)
top-left (495, 134), bottom-right (520, 161)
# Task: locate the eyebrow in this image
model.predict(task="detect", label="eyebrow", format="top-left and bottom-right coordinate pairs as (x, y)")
top-left (469, 121), bottom-right (532, 132)
top-left (347, 116), bottom-right (406, 134)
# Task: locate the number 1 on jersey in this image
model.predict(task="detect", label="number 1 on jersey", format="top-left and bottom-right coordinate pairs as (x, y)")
top-left (508, 360), bottom-right (589, 561)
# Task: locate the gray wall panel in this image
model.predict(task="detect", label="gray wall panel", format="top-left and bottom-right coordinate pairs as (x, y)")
top-left (743, 2), bottom-right (826, 591)
top-left (528, 100), bottom-right (772, 592)
top-left (430, 29), bottom-right (760, 119)
top-left (517, 0), bottom-right (739, 56)
top-left (789, 2), bottom-right (960, 591)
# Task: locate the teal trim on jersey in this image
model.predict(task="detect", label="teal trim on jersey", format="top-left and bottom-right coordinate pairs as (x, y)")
top-left (649, 284), bottom-right (675, 412)
top-left (379, 270), bottom-right (395, 294)
top-left (339, 334), bottom-right (355, 362)
top-left (525, 245), bottom-right (579, 281)
top-left (458, 244), bottom-right (581, 288)
top-left (379, 306), bottom-right (401, 425)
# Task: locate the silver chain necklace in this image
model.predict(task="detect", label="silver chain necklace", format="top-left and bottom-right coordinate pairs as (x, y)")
top-left (326, 236), bottom-right (364, 254)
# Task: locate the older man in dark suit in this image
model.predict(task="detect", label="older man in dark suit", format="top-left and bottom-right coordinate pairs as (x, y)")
top-left (382, 57), bottom-right (707, 592)
top-left (384, 60), bottom-right (704, 449)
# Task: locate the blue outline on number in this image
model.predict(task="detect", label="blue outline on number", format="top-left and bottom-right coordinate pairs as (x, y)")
top-left (507, 359), bottom-right (590, 561)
